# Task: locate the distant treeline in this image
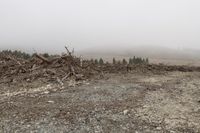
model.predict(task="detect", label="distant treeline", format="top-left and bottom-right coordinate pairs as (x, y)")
top-left (1, 50), bottom-right (32, 59)
top-left (128, 56), bottom-right (149, 64)
top-left (0, 50), bottom-right (149, 65)
top-left (0, 50), bottom-right (51, 59)
top-left (91, 56), bottom-right (149, 65)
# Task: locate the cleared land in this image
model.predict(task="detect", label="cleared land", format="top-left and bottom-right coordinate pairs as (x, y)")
top-left (0, 71), bottom-right (200, 132)
top-left (1, 50), bottom-right (200, 132)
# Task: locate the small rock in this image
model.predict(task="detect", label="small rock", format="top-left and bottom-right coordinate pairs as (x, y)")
top-left (47, 100), bottom-right (54, 103)
top-left (27, 125), bottom-right (31, 128)
top-left (85, 82), bottom-right (90, 85)
top-left (123, 109), bottom-right (129, 115)
top-left (43, 91), bottom-right (49, 94)
top-left (156, 127), bottom-right (162, 130)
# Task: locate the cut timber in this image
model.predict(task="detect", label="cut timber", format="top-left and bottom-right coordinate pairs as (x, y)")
top-left (65, 46), bottom-right (72, 57)
top-left (35, 54), bottom-right (51, 64)
top-left (7, 55), bottom-right (22, 66)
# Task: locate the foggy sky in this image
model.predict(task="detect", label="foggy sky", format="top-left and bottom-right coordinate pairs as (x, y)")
top-left (0, 0), bottom-right (200, 53)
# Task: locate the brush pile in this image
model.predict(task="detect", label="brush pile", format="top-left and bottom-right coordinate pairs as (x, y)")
top-left (1, 47), bottom-right (200, 85)
top-left (0, 47), bottom-right (101, 85)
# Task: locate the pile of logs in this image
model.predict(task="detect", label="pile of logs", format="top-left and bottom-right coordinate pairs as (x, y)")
top-left (0, 47), bottom-right (100, 85)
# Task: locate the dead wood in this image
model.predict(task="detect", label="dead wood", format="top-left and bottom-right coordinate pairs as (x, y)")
top-left (1, 46), bottom-right (200, 85)
top-left (35, 54), bottom-right (51, 64)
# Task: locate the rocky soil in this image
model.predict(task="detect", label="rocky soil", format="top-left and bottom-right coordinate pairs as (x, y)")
top-left (0, 71), bottom-right (200, 133)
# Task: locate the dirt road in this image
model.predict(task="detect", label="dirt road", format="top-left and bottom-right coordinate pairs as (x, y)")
top-left (0, 71), bottom-right (200, 132)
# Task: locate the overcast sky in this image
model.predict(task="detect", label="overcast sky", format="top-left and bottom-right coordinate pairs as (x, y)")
top-left (0, 0), bottom-right (200, 53)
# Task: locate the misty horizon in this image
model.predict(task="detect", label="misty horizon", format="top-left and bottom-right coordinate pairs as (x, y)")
top-left (1, 0), bottom-right (200, 58)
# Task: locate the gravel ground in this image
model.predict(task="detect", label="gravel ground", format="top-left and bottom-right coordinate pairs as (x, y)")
top-left (0, 72), bottom-right (200, 133)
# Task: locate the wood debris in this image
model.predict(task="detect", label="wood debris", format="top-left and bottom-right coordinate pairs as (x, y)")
top-left (1, 47), bottom-right (200, 85)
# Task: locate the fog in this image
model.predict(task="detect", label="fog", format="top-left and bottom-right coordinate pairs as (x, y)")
top-left (0, 0), bottom-right (200, 56)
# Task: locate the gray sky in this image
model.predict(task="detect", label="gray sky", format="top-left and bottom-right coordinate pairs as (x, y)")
top-left (0, 0), bottom-right (200, 53)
